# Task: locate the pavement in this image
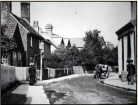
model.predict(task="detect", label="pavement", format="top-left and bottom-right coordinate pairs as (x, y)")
top-left (26, 85), bottom-right (50, 104)
top-left (37, 74), bottom-right (94, 85)
top-left (1, 81), bottom-right (50, 104)
top-left (102, 72), bottom-right (136, 91)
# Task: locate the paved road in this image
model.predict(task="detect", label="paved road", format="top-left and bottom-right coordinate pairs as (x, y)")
top-left (43, 75), bottom-right (136, 104)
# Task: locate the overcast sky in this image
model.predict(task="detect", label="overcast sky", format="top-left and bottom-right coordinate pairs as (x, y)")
top-left (12, 2), bottom-right (131, 46)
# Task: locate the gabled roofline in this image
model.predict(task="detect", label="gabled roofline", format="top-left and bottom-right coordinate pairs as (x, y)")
top-left (49, 40), bottom-right (58, 48)
top-left (116, 22), bottom-right (134, 36)
top-left (61, 38), bottom-right (65, 46)
top-left (11, 13), bottom-right (45, 40)
top-left (10, 13), bottom-right (29, 33)
top-left (51, 36), bottom-right (63, 38)
top-left (22, 18), bottom-right (30, 24)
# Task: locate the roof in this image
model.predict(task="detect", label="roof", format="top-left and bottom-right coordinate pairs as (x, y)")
top-left (51, 37), bottom-right (64, 47)
top-left (7, 20), bottom-right (17, 39)
top-left (11, 13), bottom-right (44, 40)
top-left (44, 39), bottom-right (58, 48)
top-left (116, 22), bottom-right (134, 39)
top-left (70, 38), bottom-right (85, 48)
top-left (63, 38), bottom-right (69, 46)
top-left (51, 34), bottom-right (62, 38)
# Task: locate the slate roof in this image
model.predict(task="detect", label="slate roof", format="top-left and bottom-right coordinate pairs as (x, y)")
top-left (51, 37), bottom-right (64, 47)
top-left (70, 38), bottom-right (85, 48)
top-left (63, 38), bottom-right (69, 46)
top-left (6, 14), bottom-right (17, 39)
top-left (11, 13), bottom-right (44, 40)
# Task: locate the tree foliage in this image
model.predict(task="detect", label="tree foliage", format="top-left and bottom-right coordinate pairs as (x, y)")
top-left (81, 30), bottom-right (104, 64)
top-left (47, 29), bottom-right (118, 68)
top-left (1, 24), bottom-right (17, 56)
top-left (47, 45), bottom-right (81, 68)
top-left (81, 29), bottom-right (118, 66)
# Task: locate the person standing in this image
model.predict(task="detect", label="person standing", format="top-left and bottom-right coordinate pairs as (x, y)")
top-left (127, 60), bottom-right (135, 85)
top-left (95, 64), bottom-right (100, 79)
top-left (29, 63), bottom-right (36, 85)
top-left (99, 65), bottom-right (102, 79)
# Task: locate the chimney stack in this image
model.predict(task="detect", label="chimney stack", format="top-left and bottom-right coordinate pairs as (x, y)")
top-left (33, 21), bottom-right (39, 33)
top-left (45, 24), bottom-right (53, 36)
top-left (21, 2), bottom-right (30, 23)
top-left (1, 2), bottom-right (12, 24)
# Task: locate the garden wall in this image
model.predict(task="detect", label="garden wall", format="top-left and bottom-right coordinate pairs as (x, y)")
top-left (1, 65), bottom-right (29, 90)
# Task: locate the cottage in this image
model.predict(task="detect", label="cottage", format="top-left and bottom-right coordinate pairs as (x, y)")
top-left (1, 2), bottom-right (53, 73)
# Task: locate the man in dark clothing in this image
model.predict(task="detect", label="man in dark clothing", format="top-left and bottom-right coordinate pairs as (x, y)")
top-left (127, 60), bottom-right (135, 85)
top-left (29, 63), bottom-right (36, 85)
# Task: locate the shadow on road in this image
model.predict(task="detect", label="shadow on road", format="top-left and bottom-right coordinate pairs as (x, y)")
top-left (44, 88), bottom-right (67, 104)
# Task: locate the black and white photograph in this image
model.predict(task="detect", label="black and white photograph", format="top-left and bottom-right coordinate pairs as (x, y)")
top-left (1, 1), bottom-right (137, 104)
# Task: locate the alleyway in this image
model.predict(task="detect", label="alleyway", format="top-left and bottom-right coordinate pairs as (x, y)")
top-left (43, 75), bottom-right (136, 104)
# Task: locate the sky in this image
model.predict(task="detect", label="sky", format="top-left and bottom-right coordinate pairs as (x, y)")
top-left (12, 2), bottom-right (131, 46)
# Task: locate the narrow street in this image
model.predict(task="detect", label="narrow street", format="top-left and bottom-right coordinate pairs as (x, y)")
top-left (1, 75), bottom-right (136, 104)
top-left (43, 75), bottom-right (136, 104)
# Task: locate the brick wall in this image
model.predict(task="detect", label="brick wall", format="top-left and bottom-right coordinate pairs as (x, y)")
top-left (1, 2), bottom-right (11, 24)
top-left (21, 2), bottom-right (30, 23)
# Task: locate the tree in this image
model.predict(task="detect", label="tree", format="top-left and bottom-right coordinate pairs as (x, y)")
top-left (48, 44), bottom-right (81, 68)
top-left (1, 24), bottom-right (17, 57)
top-left (82, 29), bottom-right (104, 64)
top-left (69, 44), bottom-right (81, 66)
top-left (102, 46), bottom-right (118, 66)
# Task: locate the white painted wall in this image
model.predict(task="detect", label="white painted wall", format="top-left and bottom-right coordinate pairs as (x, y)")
top-left (130, 32), bottom-right (135, 64)
top-left (1, 65), bottom-right (29, 90)
top-left (51, 45), bottom-right (56, 53)
top-left (41, 32), bottom-right (51, 40)
top-left (123, 36), bottom-right (127, 71)
top-left (15, 67), bottom-right (29, 81)
top-left (1, 65), bottom-right (16, 90)
top-left (118, 39), bottom-right (122, 75)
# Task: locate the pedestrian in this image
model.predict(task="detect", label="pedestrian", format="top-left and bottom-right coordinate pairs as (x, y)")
top-left (94, 65), bottom-right (98, 78)
top-left (95, 64), bottom-right (100, 79)
top-left (99, 65), bottom-right (102, 79)
top-left (127, 60), bottom-right (135, 85)
top-left (29, 62), bottom-right (36, 85)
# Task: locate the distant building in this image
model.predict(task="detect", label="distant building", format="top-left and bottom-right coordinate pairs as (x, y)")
top-left (70, 38), bottom-right (85, 50)
top-left (63, 38), bottom-right (71, 48)
top-left (41, 24), bottom-right (66, 52)
top-left (116, 2), bottom-right (136, 77)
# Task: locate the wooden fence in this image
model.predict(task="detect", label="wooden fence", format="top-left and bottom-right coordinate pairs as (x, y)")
top-left (36, 68), bottom-right (74, 80)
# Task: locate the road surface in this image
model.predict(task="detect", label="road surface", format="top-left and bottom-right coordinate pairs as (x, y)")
top-left (43, 75), bottom-right (136, 104)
